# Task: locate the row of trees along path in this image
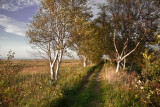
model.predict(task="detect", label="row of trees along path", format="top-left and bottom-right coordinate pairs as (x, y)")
top-left (26, 0), bottom-right (159, 81)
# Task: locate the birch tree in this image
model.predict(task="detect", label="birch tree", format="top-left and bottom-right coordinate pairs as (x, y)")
top-left (26, 0), bottom-right (77, 81)
top-left (70, 17), bottom-right (89, 67)
top-left (70, 19), bottom-right (103, 66)
top-left (106, 0), bottom-right (160, 72)
top-left (68, 0), bottom-right (92, 67)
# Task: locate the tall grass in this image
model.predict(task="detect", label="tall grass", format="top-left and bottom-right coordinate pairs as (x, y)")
top-left (0, 59), bottom-right (92, 107)
top-left (0, 60), bottom-right (147, 107)
top-left (98, 63), bottom-right (142, 107)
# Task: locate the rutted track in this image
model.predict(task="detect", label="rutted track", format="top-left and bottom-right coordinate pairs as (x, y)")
top-left (53, 62), bottom-right (104, 107)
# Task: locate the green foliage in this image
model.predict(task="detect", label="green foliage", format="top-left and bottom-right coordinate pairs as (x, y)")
top-left (0, 51), bottom-right (23, 106)
top-left (0, 51), bottom-right (22, 86)
top-left (134, 49), bottom-right (160, 106)
top-left (81, 23), bottom-right (104, 63)
top-left (94, 4), bottom-right (114, 59)
top-left (70, 6), bottom-right (104, 64)
top-left (142, 50), bottom-right (160, 82)
top-left (155, 29), bottom-right (160, 44)
top-left (96, 0), bottom-right (159, 70)
top-left (157, 35), bottom-right (160, 44)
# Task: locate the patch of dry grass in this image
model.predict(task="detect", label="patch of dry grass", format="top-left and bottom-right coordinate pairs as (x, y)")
top-left (16, 59), bottom-right (81, 75)
top-left (21, 65), bottom-right (49, 74)
top-left (100, 63), bottom-right (138, 88)
top-left (98, 63), bottom-right (141, 106)
top-left (99, 63), bottom-right (116, 83)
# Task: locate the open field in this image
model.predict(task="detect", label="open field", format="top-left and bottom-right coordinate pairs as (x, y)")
top-left (0, 59), bottom-right (92, 106)
top-left (17, 59), bottom-right (80, 74)
top-left (0, 59), bottom-right (159, 107)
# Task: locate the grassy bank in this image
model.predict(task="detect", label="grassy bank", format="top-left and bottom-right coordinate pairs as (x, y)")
top-left (98, 63), bottom-right (142, 107)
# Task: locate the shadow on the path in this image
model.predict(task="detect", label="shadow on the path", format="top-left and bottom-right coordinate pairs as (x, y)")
top-left (48, 62), bottom-right (104, 107)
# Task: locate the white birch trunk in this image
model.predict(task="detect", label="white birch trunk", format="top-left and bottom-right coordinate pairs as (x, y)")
top-left (82, 55), bottom-right (87, 67)
top-left (49, 52), bottom-right (58, 81)
top-left (116, 61), bottom-right (120, 73)
top-left (123, 58), bottom-right (126, 69)
top-left (113, 28), bottom-right (141, 73)
top-left (55, 62), bottom-right (60, 81)
top-left (55, 50), bottom-right (63, 81)
top-left (50, 64), bottom-right (54, 80)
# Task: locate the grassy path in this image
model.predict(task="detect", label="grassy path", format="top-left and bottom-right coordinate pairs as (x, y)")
top-left (53, 62), bottom-right (104, 107)
top-left (50, 62), bottom-right (141, 107)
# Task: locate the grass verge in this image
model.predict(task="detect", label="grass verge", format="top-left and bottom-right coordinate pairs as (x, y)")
top-left (98, 63), bottom-right (142, 107)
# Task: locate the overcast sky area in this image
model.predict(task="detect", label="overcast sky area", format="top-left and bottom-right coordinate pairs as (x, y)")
top-left (0, 0), bottom-right (105, 59)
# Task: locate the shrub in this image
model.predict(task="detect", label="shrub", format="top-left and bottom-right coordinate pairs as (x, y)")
top-left (0, 51), bottom-right (23, 106)
top-left (135, 49), bottom-right (160, 106)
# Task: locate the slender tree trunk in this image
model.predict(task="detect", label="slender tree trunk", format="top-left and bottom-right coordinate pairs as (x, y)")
top-left (49, 52), bottom-right (58, 81)
top-left (83, 59), bottom-right (87, 67)
top-left (50, 59), bottom-right (57, 81)
top-left (82, 55), bottom-right (87, 67)
top-left (55, 62), bottom-right (60, 81)
top-left (50, 65), bottom-right (55, 81)
top-left (123, 58), bottom-right (126, 69)
top-left (55, 50), bottom-right (63, 81)
top-left (116, 61), bottom-right (120, 73)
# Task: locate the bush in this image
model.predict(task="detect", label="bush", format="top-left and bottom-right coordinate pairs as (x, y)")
top-left (142, 50), bottom-right (160, 82)
top-left (0, 51), bottom-right (23, 106)
top-left (135, 49), bottom-right (160, 106)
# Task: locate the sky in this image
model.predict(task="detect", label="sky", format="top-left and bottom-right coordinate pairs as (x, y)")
top-left (0, 0), bottom-right (105, 59)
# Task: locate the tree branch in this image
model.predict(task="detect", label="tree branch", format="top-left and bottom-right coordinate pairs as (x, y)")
top-left (113, 29), bottom-right (119, 57)
top-left (121, 41), bottom-right (140, 61)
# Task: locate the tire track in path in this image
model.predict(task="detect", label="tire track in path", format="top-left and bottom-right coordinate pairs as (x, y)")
top-left (53, 62), bottom-right (104, 107)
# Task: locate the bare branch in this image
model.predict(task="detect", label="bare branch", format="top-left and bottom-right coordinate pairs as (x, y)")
top-left (113, 29), bottom-right (119, 57)
top-left (121, 41), bottom-right (140, 61)
top-left (120, 38), bottom-right (128, 58)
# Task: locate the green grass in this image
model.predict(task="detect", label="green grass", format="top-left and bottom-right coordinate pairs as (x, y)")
top-left (0, 60), bottom-right (93, 107)
top-left (98, 63), bottom-right (142, 107)
top-left (99, 81), bottom-right (141, 107)
top-left (52, 62), bottom-right (104, 107)
top-left (1, 60), bottom-right (144, 107)
top-left (49, 65), bottom-right (98, 107)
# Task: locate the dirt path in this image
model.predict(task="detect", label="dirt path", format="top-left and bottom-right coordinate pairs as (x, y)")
top-left (53, 62), bottom-right (104, 107)
top-left (71, 62), bottom-right (104, 107)
top-left (89, 63), bottom-right (104, 107)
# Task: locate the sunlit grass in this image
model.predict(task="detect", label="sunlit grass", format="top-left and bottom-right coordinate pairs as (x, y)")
top-left (98, 63), bottom-right (142, 107)
top-left (0, 59), bottom-right (92, 106)
top-left (0, 60), bottom-right (146, 107)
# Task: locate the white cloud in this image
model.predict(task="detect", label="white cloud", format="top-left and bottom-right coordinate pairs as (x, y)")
top-left (0, 14), bottom-right (27, 36)
top-left (28, 17), bottom-right (33, 21)
top-left (0, 0), bottom-right (40, 11)
top-left (0, 36), bottom-right (9, 39)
